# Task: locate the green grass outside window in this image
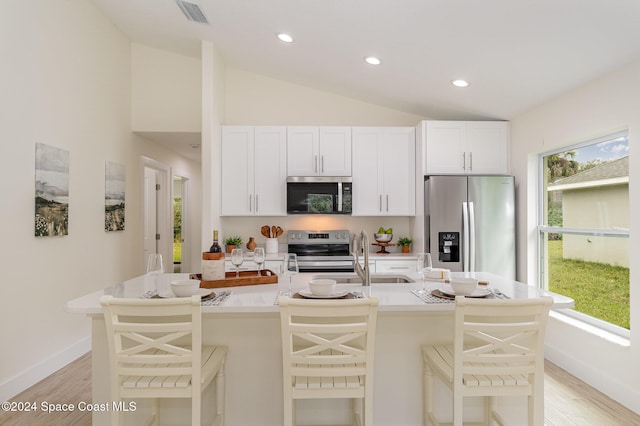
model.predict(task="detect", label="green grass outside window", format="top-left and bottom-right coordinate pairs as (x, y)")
top-left (547, 240), bottom-right (629, 329)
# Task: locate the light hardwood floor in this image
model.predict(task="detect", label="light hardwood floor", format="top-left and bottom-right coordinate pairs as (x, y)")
top-left (1, 353), bottom-right (638, 425)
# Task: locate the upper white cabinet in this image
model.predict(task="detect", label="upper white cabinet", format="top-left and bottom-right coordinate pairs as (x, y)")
top-left (221, 126), bottom-right (287, 216)
top-left (352, 127), bottom-right (416, 216)
top-left (287, 127), bottom-right (352, 176)
top-left (423, 121), bottom-right (509, 175)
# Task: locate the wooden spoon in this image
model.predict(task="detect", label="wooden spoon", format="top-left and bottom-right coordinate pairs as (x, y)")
top-left (275, 226), bottom-right (283, 238)
top-left (261, 225), bottom-right (270, 238)
top-left (271, 225), bottom-right (277, 238)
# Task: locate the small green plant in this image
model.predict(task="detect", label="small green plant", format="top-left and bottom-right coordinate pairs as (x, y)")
top-left (397, 237), bottom-right (413, 247)
top-left (224, 236), bottom-right (243, 246)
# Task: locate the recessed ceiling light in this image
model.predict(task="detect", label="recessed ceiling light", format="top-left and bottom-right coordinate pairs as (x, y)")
top-left (365, 56), bottom-right (382, 65)
top-left (277, 33), bottom-right (294, 43)
top-left (452, 79), bottom-right (469, 88)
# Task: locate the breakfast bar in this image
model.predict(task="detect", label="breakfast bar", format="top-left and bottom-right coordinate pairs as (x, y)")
top-left (65, 272), bottom-right (572, 426)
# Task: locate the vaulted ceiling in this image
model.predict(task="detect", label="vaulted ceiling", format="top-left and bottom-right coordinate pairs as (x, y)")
top-left (90, 0), bottom-right (640, 160)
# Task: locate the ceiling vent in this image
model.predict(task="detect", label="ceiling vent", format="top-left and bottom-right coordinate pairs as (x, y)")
top-left (176, 0), bottom-right (209, 24)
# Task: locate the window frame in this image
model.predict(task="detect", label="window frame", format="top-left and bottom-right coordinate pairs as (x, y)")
top-left (537, 130), bottom-right (630, 338)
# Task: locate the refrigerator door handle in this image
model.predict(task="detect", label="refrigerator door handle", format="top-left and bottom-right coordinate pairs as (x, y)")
top-left (462, 201), bottom-right (470, 272)
top-left (469, 201), bottom-right (476, 272)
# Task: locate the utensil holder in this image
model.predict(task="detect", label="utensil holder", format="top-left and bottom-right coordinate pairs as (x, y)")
top-left (266, 238), bottom-right (278, 254)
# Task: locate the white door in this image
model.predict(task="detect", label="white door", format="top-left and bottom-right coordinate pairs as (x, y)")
top-left (465, 122), bottom-right (509, 174)
top-left (221, 127), bottom-right (253, 215)
top-left (287, 127), bottom-right (319, 176)
top-left (382, 127), bottom-right (415, 215)
top-left (254, 126), bottom-right (287, 215)
top-left (143, 167), bottom-right (157, 264)
top-left (142, 157), bottom-right (171, 273)
top-left (319, 127), bottom-right (352, 176)
top-left (425, 121), bottom-right (466, 174)
top-left (352, 128), bottom-right (383, 215)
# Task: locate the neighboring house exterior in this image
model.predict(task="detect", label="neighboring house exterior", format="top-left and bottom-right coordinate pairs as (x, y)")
top-left (548, 156), bottom-right (629, 267)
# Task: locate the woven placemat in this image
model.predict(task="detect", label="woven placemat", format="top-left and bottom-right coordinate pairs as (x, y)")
top-left (410, 289), bottom-right (455, 304)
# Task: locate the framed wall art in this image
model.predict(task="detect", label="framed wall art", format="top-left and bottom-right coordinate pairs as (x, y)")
top-left (35, 143), bottom-right (69, 237)
top-left (105, 161), bottom-right (125, 231)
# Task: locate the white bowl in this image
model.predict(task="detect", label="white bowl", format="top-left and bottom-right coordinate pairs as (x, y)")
top-left (450, 278), bottom-right (479, 296)
top-left (308, 279), bottom-right (337, 296)
top-left (170, 279), bottom-right (202, 297)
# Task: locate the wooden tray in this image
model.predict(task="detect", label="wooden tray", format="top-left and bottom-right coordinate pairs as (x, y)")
top-left (191, 270), bottom-right (278, 289)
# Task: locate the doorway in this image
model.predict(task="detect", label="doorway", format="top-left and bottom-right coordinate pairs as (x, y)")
top-left (142, 157), bottom-right (171, 272)
top-left (173, 176), bottom-right (189, 273)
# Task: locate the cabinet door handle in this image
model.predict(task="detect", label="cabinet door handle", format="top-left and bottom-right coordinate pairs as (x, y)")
top-left (314, 155), bottom-right (318, 174)
top-left (386, 194), bottom-right (389, 212)
top-left (321, 155), bottom-right (324, 174)
top-left (249, 194), bottom-right (252, 212)
top-left (255, 194), bottom-right (259, 212)
top-left (379, 195), bottom-right (383, 212)
top-left (462, 152), bottom-right (466, 170)
top-left (469, 152), bottom-right (473, 171)
top-left (389, 266), bottom-right (410, 270)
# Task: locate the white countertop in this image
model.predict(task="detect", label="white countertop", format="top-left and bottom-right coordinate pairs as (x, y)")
top-left (65, 270), bottom-right (573, 315)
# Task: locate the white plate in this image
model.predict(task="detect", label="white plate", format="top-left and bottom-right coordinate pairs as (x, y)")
top-left (158, 288), bottom-right (214, 298)
top-left (439, 285), bottom-right (491, 298)
top-left (298, 289), bottom-right (350, 299)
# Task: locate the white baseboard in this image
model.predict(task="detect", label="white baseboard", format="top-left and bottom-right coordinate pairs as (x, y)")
top-left (545, 344), bottom-right (640, 415)
top-left (0, 337), bottom-right (91, 402)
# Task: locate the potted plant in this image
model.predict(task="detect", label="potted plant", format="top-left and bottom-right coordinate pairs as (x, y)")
top-left (397, 237), bottom-right (413, 253)
top-left (224, 236), bottom-right (243, 253)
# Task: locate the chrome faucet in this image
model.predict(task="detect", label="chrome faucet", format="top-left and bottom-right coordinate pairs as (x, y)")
top-left (354, 230), bottom-right (371, 286)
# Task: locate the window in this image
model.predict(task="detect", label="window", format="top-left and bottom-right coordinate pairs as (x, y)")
top-left (538, 131), bottom-right (630, 335)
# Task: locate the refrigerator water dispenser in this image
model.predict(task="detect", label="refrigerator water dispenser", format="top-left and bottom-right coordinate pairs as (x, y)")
top-left (438, 232), bottom-right (459, 262)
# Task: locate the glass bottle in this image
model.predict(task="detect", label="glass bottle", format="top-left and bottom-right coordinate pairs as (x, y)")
top-left (209, 230), bottom-right (222, 253)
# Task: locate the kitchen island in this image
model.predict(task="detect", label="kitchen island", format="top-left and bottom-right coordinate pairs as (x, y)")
top-left (65, 271), bottom-right (572, 426)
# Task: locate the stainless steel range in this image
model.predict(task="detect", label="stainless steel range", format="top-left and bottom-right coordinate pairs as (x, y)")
top-left (287, 230), bottom-right (354, 272)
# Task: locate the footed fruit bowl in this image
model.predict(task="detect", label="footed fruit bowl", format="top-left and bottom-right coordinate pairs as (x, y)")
top-left (373, 233), bottom-right (393, 243)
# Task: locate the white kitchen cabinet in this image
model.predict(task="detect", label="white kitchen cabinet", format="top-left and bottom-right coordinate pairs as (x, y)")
top-left (221, 126), bottom-right (287, 216)
top-left (287, 126), bottom-right (352, 176)
top-left (375, 259), bottom-right (417, 274)
top-left (424, 121), bottom-right (509, 175)
top-left (352, 127), bottom-right (416, 216)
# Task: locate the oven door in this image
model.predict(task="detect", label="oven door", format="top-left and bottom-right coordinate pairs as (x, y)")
top-left (288, 243), bottom-right (354, 272)
top-left (295, 257), bottom-right (355, 272)
top-left (286, 177), bottom-right (352, 214)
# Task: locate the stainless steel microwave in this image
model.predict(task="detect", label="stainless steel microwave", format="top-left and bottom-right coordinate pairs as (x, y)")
top-left (286, 176), bottom-right (352, 214)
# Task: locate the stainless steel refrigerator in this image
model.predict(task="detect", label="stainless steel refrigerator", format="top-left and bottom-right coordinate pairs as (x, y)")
top-left (424, 175), bottom-right (516, 279)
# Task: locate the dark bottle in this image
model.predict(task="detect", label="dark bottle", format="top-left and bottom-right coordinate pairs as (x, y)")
top-left (209, 230), bottom-right (222, 253)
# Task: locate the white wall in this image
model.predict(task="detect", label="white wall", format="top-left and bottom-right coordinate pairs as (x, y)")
top-left (0, 1), bottom-right (201, 401)
top-left (510, 59), bottom-right (640, 413)
top-left (132, 44), bottom-right (202, 132)
top-left (225, 69), bottom-right (423, 126)
top-left (201, 41), bottom-right (226, 255)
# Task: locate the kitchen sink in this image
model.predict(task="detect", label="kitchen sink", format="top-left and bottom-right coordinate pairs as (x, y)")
top-left (311, 274), bottom-right (414, 284)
